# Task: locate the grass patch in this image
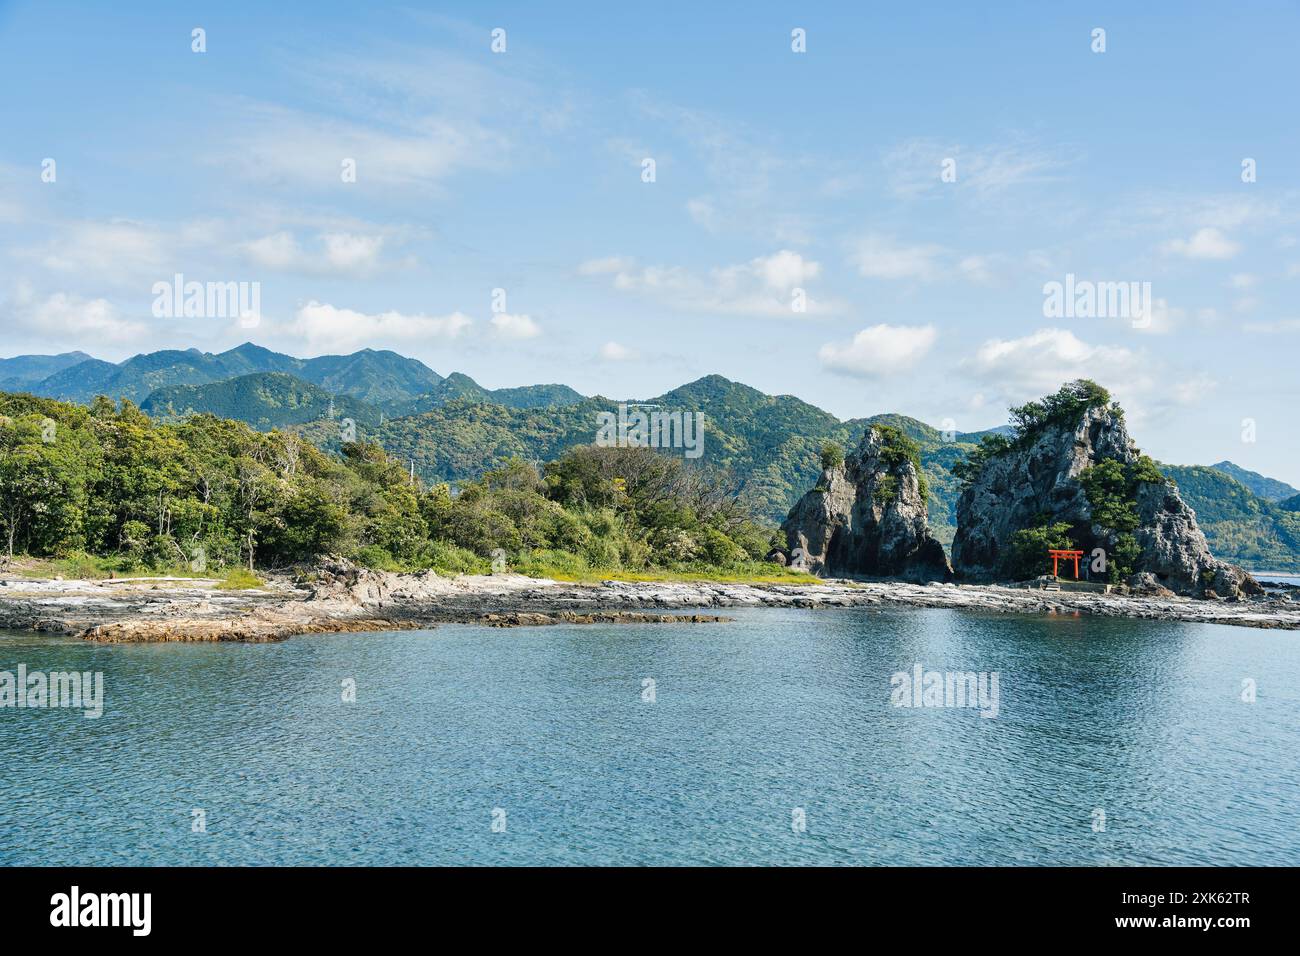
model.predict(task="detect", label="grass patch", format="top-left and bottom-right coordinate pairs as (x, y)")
top-left (215, 568), bottom-right (265, 590)
top-left (2, 554), bottom-right (216, 581)
top-left (507, 559), bottom-right (818, 585)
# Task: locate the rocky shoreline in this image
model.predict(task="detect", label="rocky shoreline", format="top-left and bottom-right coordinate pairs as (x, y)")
top-left (0, 559), bottom-right (1297, 642)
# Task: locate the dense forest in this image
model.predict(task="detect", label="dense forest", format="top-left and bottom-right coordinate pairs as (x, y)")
top-left (0, 391), bottom-right (789, 581)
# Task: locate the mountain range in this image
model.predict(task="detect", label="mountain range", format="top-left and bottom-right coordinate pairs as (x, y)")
top-left (4, 343), bottom-right (1299, 571)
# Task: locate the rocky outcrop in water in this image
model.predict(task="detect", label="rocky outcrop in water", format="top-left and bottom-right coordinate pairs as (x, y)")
top-left (952, 389), bottom-right (1260, 599)
top-left (774, 426), bottom-right (952, 581)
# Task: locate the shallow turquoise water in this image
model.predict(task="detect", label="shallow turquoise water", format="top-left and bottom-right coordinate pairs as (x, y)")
top-left (1, 607), bottom-right (1297, 865)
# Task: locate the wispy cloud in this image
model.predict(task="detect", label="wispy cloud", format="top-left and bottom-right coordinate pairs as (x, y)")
top-left (1161, 227), bottom-right (1240, 260)
top-left (849, 234), bottom-right (946, 281)
top-left (883, 136), bottom-right (1072, 200)
top-left (1243, 317), bottom-right (1300, 333)
top-left (578, 250), bottom-right (839, 317)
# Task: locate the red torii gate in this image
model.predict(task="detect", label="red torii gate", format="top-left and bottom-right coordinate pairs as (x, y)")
top-left (1048, 548), bottom-right (1085, 579)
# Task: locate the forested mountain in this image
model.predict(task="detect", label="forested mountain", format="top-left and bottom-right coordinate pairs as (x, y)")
top-left (1208, 460), bottom-right (1300, 502)
top-left (390, 371), bottom-right (585, 414)
top-left (140, 372), bottom-right (382, 430)
top-left (1159, 465), bottom-right (1300, 572)
top-left (294, 377), bottom-right (980, 541)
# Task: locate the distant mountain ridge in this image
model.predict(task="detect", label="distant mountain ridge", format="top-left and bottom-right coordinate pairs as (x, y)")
top-left (0, 351), bottom-right (93, 391)
top-left (13, 342), bottom-right (587, 416)
top-left (24, 343), bottom-right (445, 408)
top-left (1209, 461), bottom-right (1300, 502)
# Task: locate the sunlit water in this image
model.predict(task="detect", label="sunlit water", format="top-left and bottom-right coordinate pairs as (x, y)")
top-left (1, 607), bottom-right (1297, 865)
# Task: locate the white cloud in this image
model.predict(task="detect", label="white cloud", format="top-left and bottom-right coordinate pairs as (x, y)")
top-left (850, 234), bottom-right (945, 281)
top-left (580, 250), bottom-right (837, 317)
top-left (242, 231), bottom-right (388, 276)
top-left (818, 324), bottom-right (937, 378)
top-left (4, 286), bottom-right (146, 343)
top-left (289, 301), bottom-right (471, 352)
top-left (242, 231), bottom-right (301, 270)
top-left (748, 249), bottom-right (821, 290)
top-left (1133, 297), bottom-right (1180, 335)
top-left (323, 233), bottom-right (385, 271)
top-left (37, 220), bottom-right (172, 282)
top-left (489, 313), bottom-right (540, 340)
top-left (959, 329), bottom-right (1221, 430)
top-left (1161, 227), bottom-right (1240, 260)
top-left (600, 341), bottom-right (636, 361)
top-left (1229, 273), bottom-right (1257, 289)
top-left (961, 328), bottom-right (1147, 398)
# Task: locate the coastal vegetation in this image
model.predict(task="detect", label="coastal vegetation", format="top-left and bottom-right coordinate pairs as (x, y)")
top-left (0, 391), bottom-right (802, 582)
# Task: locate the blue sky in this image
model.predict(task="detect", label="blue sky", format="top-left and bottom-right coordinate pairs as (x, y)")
top-left (2, 0), bottom-right (1298, 484)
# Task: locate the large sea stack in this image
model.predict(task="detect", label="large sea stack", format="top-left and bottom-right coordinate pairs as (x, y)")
top-left (951, 380), bottom-right (1261, 599)
top-left (776, 425), bottom-right (952, 581)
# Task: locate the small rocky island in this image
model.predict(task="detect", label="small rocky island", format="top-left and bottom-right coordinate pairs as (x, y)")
top-left (774, 380), bottom-right (1263, 601)
top-left (775, 425), bottom-right (952, 582)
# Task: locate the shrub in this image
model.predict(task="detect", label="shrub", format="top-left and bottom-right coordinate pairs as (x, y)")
top-left (1080, 459), bottom-right (1140, 532)
top-left (1008, 379), bottom-right (1111, 438)
top-left (513, 548), bottom-right (589, 579)
top-left (1110, 533), bottom-right (1141, 584)
top-left (353, 545), bottom-right (401, 571)
top-left (1008, 520), bottom-right (1076, 579)
top-left (698, 526), bottom-right (746, 566)
top-left (417, 541), bottom-right (489, 575)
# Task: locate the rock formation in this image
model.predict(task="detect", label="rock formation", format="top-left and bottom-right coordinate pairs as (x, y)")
top-left (775, 426), bottom-right (952, 581)
top-left (952, 388), bottom-right (1261, 599)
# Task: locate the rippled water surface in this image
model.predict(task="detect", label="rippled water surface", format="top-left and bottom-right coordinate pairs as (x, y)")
top-left (1, 607), bottom-right (1297, 865)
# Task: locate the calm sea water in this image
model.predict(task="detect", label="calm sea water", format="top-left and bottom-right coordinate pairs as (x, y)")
top-left (1, 607), bottom-right (1297, 866)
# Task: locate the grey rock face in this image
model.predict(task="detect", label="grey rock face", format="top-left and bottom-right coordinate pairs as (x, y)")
top-left (952, 404), bottom-right (1261, 598)
top-left (778, 427), bottom-right (952, 581)
top-left (1132, 479), bottom-right (1260, 598)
